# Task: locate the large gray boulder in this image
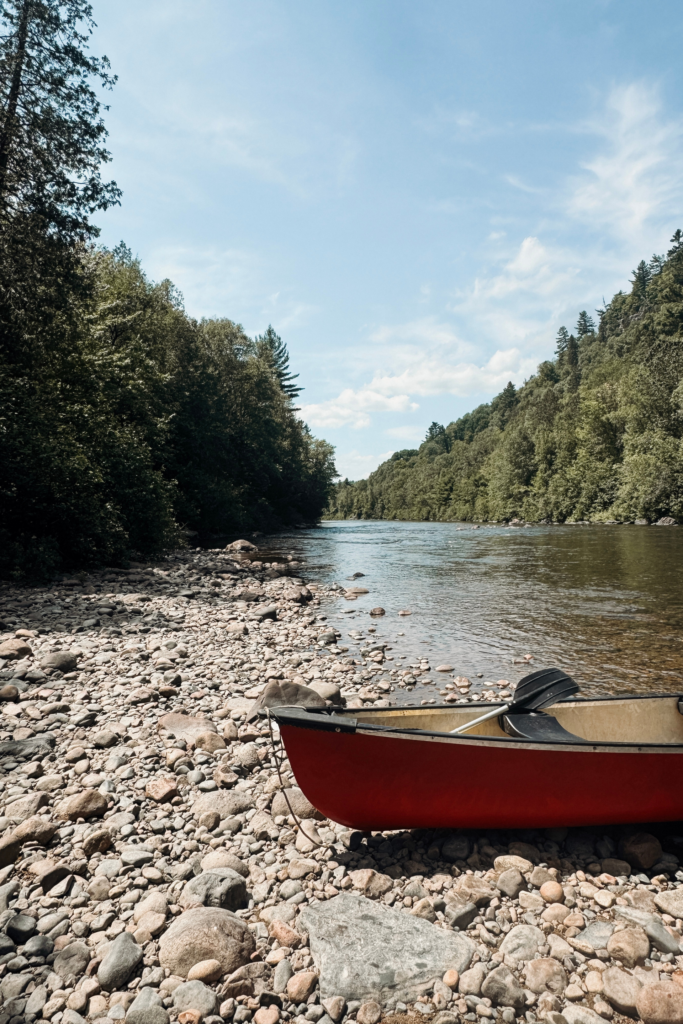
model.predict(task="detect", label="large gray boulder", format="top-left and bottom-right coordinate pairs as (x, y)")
top-left (159, 907), bottom-right (255, 978)
top-left (298, 892), bottom-right (474, 1006)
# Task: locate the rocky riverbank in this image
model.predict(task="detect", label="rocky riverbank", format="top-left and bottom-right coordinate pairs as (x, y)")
top-left (0, 543), bottom-right (682, 1024)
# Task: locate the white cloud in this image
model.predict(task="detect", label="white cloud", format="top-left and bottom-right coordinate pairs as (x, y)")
top-left (384, 425), bottom-right (424, 441)
top-left (334, 450), bottom-right (395, 481)
top-left (300, 346), bottom-right (534, 431)
top-left (300, 389), bottom-right (418, 430)
top-left (568, 83), bottom-right (683, 247)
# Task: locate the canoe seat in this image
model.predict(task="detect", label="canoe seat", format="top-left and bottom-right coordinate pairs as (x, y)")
top-left (500, 711), bottom-right (586, 744)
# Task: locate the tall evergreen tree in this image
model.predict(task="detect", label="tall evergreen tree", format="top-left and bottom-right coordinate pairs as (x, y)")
top-left (0, 0), bottom-right (120, 340)
top-left (667, 229), bottom-right (683, 258)
top-left (576, 311), bottom-right (596, 338)
top-left (255, 325), bottom-right (302, 398)
top-left (555, 326), bottom-right (569, 356)
top-left (631, 259), bottom-right (651, 301)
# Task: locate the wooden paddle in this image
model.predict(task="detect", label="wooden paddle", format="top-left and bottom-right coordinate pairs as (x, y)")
top-left (449, 667), bottom-right (579, 735)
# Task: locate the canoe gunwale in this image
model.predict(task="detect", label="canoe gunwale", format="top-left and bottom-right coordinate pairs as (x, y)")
top-left (269, 694), bottom-right (683, 754)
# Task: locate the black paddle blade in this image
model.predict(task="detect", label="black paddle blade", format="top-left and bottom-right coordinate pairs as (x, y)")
top-left (510, 667), bottom-right (579, 711)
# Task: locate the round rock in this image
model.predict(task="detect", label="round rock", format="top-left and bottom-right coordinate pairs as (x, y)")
top-left (159, 906), bottom-right (255, 977)
top-left (98, 931), bottom-right (144, 991)
top-left (637, 981), bottom-right (683, 1024)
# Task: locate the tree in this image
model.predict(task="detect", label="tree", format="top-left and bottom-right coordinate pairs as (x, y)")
top-left (555, 326), bottom-right (569, 356)
top-left (425, 421), bottom-right (446, 442)
top-left (667, 229), bottom-right (683, 259)
top-left (0, 0), bottom-right (120, 341)
top-left (255, 325), bottom-right (302, 398)
top-left (631, 260), bottom-right (651, 301)
top-left (576, 311), bottom-right (596, 338)
top-left (0, 0), bottom-right (119, 232)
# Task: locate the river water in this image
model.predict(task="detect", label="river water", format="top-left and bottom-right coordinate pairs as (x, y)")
top-left (259, 520), bottom-right (683, 700)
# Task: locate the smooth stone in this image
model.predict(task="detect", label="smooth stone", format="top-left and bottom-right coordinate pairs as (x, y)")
top-left (481, 964), bottom-right (526, 1010)
top-left (201, 850), bottom-right (249, 877)
top-left (616, 907), bottom-right (681, 955)
top-left (496, 869), bottom-right (525, 899)
top-left (173, 979), bottom-right (218, 1016)
top-left (126, 986), bottom-right (170, 1024)
top-left (56, 788), bottom-right (108, 820)
top-left (637, 981), bottom-right (683, 1024)
top-left (187, 959), bottom-right (222, 982)
top-left (523, 958), bottom-right (567, 996)
top-left (619, 833), bottom-right (663, 871)
top-left (459, 963), bottom-right (486, 996)
top-left (655, 891), bottom-right (683, 920)
top-left (271, 787), bottom-right (324, 821)
top-left (159, 906), bottom-right (255, 978)
top-left (53, 941), bottom-right (91, 980)
top-left (601, 966), bottom-right (643, 1016)
top-left (563, 1006), bottom-right (608, 1024)
top-left (578, 921), bottom-right (615, 951)
top-left (298, 891), bottom-right (474, 1003)
top-left (499, 924), bottom-right (544, 962)
top-left (180, 869), bottom-right (247, 911)
top-left (606, 926), bottom-right (650, 968)
top-left (98, 931), bottom-right (144, 991)
top-left (273, 958), bottom-right (293, 993)
top-left (191, 790), bottom-right (254, 821)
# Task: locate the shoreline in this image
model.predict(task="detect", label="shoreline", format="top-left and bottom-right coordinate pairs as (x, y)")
top-left (0, 543), bottom-right (681, 1024)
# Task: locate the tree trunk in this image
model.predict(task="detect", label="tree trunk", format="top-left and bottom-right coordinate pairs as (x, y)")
top-left (0, 0), bottom-right (31, 205)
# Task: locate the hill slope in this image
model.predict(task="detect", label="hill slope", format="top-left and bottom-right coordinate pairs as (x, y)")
top-left (327, 235), bottom-right (683, 524)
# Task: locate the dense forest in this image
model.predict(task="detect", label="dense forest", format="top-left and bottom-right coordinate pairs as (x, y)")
top-left (0, 0), bottom-right (335, 578)
top-left (328, 237), bottom-right (683, 524)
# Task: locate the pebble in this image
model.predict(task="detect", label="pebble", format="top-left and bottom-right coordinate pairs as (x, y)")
top-left (0, 548), bottom-right (682, 1024)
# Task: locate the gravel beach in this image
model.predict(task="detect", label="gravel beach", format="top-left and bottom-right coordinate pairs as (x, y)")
top-left (0, 542), bottom-right (682, 1024)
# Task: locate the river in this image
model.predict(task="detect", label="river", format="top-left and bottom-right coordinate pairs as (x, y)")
top-left (257, 520), bottom-right (683, 701)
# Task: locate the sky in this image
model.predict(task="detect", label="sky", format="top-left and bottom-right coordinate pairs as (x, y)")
top-left (91, 0), bottom-right (683, 480)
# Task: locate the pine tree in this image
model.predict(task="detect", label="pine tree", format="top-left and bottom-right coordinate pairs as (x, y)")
top-left (631, 260), bottom-right (651, 300)
top-left (0, 0), bottom-right (120, 343)
top-left (425, 421), bottom-right (446, 442)
top-left (0, 0), bottom-right (119, 232)
top-left (555, 326), bottom-right (569, 356)
top-left (667, 229), bottom-right (683, 259)
top-left (576, 311), bottom-right (596, 338)
top-left (255, 325), bottom-right (302, 398)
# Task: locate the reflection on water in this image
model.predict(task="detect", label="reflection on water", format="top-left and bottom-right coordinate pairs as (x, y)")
top-left (260, 521), bottom-right (683, 698)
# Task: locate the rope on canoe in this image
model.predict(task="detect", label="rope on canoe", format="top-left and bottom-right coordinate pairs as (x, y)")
top-left (266, 708), bottom-right (322, 848)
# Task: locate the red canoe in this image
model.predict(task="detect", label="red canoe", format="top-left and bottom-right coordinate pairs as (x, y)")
top-left (271, 694), bottom-right (683, 830)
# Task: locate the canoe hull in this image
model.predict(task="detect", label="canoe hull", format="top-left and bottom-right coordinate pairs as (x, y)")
top-left (279, 717), bottom-right (683, 830)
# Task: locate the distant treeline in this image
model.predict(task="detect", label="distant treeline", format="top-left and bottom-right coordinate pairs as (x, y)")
top-left (327, 236), bottom-right (683, 524)
top-left (0, 0), bottom-right (335, 578)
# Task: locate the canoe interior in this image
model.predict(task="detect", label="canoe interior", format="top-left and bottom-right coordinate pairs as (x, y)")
top-left (349, 695), bottom-right (683, 746)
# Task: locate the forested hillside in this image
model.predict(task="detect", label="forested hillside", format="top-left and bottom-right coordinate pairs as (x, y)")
top-left (0, 0), bottom-right (335, 578)
top-left (328, 237), bottom-right (683, 524)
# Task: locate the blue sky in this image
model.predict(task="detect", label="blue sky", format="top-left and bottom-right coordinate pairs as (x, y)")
top-left (91, 0), bottom-right (683, 479)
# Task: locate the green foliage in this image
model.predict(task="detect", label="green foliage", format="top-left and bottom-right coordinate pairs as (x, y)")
top-left (255, 325), bottom-right (302, 398)
top-left (327, 234), bottom-right (683, 525)
top-left (0, 249), bottom-right (337, 577)
top-left (0, 3), bottom-right (335, 578)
